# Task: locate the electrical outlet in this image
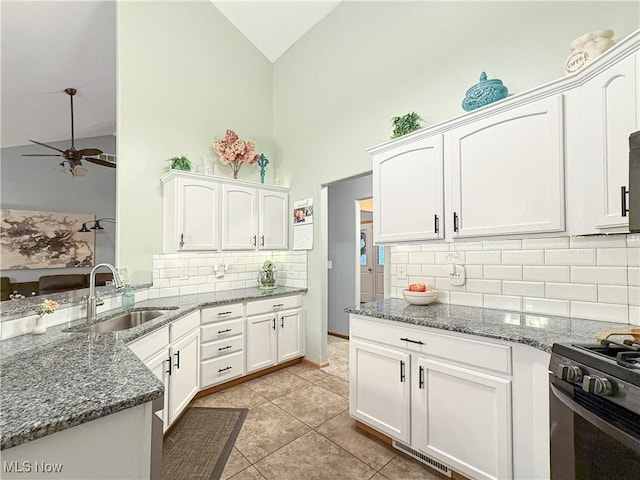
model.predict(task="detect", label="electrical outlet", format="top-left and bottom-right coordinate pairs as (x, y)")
top-left (397, 264), bottom-right (407, 280)
top-left (449, 264), bottom-right (466, 286)
top-left (180, 268), bottom-right (189, 280)
top-left (327, 260), bottom-right (333, 270)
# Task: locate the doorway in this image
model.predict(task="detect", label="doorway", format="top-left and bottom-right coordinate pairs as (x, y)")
top-left (358, 198), bottom-right (384, 304)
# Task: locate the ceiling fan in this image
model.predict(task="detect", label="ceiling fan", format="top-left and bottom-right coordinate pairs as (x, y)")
top-left (22, 87), bottom-right (116, 176)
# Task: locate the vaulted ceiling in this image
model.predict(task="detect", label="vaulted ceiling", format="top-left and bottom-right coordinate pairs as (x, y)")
top-left (0, 1), bottom-right (340, 148)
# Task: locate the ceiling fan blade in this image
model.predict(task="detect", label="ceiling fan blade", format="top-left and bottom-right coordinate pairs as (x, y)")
top-left (22, 154), bottom-right (63, 157)
top-left (28, 139), bottom-right (65, 153)
top-left (78, 148), bottom-right (103, 156)
top-left (84, 157), bottom-right (116, 168)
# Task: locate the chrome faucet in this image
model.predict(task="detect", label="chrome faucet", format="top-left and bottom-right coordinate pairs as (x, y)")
top-left (87, 263), bottom-right (122, 321)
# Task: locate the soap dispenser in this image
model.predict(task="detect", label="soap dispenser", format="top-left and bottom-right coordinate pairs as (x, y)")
top-left (122, 284), bottom-right (135, 308)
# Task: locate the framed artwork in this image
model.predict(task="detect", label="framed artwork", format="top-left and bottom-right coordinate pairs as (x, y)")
top-left (0, 209), bottom-right (95, 269)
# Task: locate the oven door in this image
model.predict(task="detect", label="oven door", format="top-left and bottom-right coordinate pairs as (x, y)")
top-left (549, 375), bottom-right (640, 480)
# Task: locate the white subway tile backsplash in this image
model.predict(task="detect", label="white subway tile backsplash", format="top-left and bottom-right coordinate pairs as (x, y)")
top-left (570, 236), bottom-right (627, 249)
top-left (450, 291), bottom-right (483, 307)
top-left (629, 268), bottom-right (640, 287)
top-left (629, 306), bottom-right (640, 325)
top-left (545, 249), bottom-right (596, 266)
top-left (546, 283), bottom-right (597, 302)
top-left (502, 250), bottom-right (544, 265)
top-left (409, 252), bottom-right (435, 264)
top-left (420, 243), bottom-right (451, 252)
top-left (451, 241), bottom-right (483, 251)
top-left (597, 248), bottom-right (628, 266)
top-left (422, 264), bottom-right (455, 277)
top-left (503, 281), bottom-right (545, 298)
top-left (523, 237), bottom-right (570, 250)
top-left (465, 265), bottom-right (484, 279)
top-left (523, 266), bottom-right (569, 282)
top-left (628, 247), bottom-right (639, 266)
top-left (571, 301), bottom-right (629, 323)
top-left (484, 295), bottom-right (522, 311)
top-left (466, 251), bottom-right (501, 265)
top-left (407, 264), bottom-right (422, 276)
top-left (393, 252), bottom-right (409, 264)
top-left (483, 239), bottom-right (522, 250)
top-left (571, 266), bottom-right (627, 285)
top-left (598, 285), bottom-right (628, 305)
top-left (435, 277), bottom-right (465, 291)
top-left (629, 287), bottom-right (640, 307)
top-left (484, 265), bottom-right (522, 280)
top-left (524, 297), bottom-right (571, 317)
top-left (466, 279), bottom-right (502, 294)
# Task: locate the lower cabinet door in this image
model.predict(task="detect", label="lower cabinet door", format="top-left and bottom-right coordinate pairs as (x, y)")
top-left (168, 328), bottom-right (200, 426)
top-left (146, 347), bottom-right (170, 432)
top-left (349, 339), bottom-right (411, 444)
top-left (200, 351), bottom-right (244, 388)
top-left (246, 313), bottom-right (278, 373)
top-left (412, 357), bottom-right (513, 480)
top-left (277, 309), bottom-right (303, 363)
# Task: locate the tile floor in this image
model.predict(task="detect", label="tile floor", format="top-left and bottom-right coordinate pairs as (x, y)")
top-left (191, 335), bottom-right (442, 480)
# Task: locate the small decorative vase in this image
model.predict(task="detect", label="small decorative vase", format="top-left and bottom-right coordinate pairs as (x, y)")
top-left (230, 161), bottom-right (241, 179)
top-left (462, 72), bottom-right (509, 111)
top-left (32, 315), bottom-right (47, 334)
top-left (257, 269), bottom-right (277, 290)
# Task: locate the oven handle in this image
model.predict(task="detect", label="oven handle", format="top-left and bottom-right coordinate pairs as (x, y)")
top-left (550, 382), bottom-right (640, 454)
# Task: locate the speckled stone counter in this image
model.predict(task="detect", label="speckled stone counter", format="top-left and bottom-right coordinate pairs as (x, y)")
top-left (346, 298), bottom-right (633, 353)
top-left (0, 286), bottom-right (306, 450)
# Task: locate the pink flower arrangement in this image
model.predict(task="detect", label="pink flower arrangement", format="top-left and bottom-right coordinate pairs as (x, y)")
top-left (213, 129), bottom-right (259, 178)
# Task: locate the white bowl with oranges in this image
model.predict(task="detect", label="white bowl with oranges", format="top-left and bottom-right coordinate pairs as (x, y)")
top-left (402, 283), bottom-right (438, 305)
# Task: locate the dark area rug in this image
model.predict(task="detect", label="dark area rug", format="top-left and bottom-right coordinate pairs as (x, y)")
top-left (162, 407), bottom-right (248, 480)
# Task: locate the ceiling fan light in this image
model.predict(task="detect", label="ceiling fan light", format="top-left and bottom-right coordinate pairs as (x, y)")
top-left (71, 165), bottom-right (87, 177)
top-left (78, 223), bottom-right (91, 232)
top-left (90, 220), bottom-right (104, 230)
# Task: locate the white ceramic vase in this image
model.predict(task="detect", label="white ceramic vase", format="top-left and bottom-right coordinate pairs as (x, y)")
top-left (32, 315), bottom-right (47, 334)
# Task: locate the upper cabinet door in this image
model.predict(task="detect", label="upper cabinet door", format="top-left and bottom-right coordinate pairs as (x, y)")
top-left (178, 178), bottom-right (220, 250)
top-left (373, 134), bottom-right (444, 243)
top-left (581, 53), bottom-right (638, 231)
top-left (259, 189), bottom-right (288, 250)
top-left (447, 95), bottom-right (565, 238)
top-left (222, 184), bottom-right (258, 250)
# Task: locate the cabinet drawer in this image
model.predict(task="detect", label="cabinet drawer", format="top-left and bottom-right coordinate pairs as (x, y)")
top-left (246, 295), bottom-right (302, 316)
top-left (350, 316), bottom-right (511, 375)
top-left (201, 335), bottom-right (244, 360)
top-left (201, 318), bottom-right (244, 342)
top-left (201, 351), bottom-right (244, 387)
top-left (128, 325), bottom-right (170, 362)
top-left (201, 303), bottom-right (244, 324)
top-left (171, 311), bottom-right (200, 342)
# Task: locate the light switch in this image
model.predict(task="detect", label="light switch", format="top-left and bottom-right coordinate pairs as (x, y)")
top-left (180, 268), bottom-right (189, 280)
top-left (327, 260), bottom-right (333, 269)
top-left (397, 264), bottom-right (407, 279)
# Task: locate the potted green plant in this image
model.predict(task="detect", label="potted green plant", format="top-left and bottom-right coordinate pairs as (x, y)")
top-left (391, 112), bottom-right (424, 139)
top-left (169, 155), bottom-right (193, 171)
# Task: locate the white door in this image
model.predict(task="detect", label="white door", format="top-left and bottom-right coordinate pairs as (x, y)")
top-left (277, 309), bottom-right (303, 363)
top-left (412, 357), bottom-right (512, 480)
top-left (178, 178), bottom-right (219, 250)
top-left (146, 348), bottom-right (170, 432)
top-left (581, 53), bottom-right (638, 231)
top-left (374, 244), bottom-right (385, 300)
top-left (168, 329), bottom-right (200, 426)
top-left (447, 95), bottom-right (565, 238)
top-left (259, 189), bottom-right (288, 249)
top-left (222, 184), bottom-right (257, 250)
top-left (246, 313), bottom-right (278, 373)
top-left (360, 223), bottom-right (374, 303)
top-left (349, 339), bottom-right (411, 444)
top-left (373, 134), bottom-right (444, 243)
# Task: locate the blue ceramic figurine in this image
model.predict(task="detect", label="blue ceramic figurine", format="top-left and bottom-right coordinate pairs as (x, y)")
top-left (258, 154), bottom-right (269, 184)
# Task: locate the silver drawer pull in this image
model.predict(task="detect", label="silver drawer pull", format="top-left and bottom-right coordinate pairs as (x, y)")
top-left (400, 337), bottom-right (424, 345)
top-left (273, 303), bottom-right (284, 308)
top-left (218, 366), bottom-right (232, 373)
top-left (218, 328), bottom-right (232, 334)
top-left (218, 345), bottom-right (233, 351)
top-left (218, 311), bottom-right (233, 316)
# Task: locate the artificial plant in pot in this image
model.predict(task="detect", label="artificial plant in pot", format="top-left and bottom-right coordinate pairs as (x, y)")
top-left (169, 155), bottom-right (192, 171)
top-left (391, 112), bottom-right (424, 139)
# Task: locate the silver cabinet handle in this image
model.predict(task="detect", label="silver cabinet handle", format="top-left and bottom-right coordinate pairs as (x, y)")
top-left (179, 233), bottom-right (185, 248)
top-left (400, 360), bottom-right (405, 383)
top-left (419, 366), bottom-right (424, 389)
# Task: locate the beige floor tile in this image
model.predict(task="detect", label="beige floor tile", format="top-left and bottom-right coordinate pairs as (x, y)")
top-left (315, 374), bottom-right (349, 398)
top-left (379, 455), bottom-right (442, 480)
top-left (321, 338), bottom-right (349, 380)
top-left (228, 466), bottom-right (266, 480)
top-left (371, 474), bottom-right (391, 480)
top-left (244, 369), bottom-right (310, 400)
top-left (285, 362), bottom-right (330, 382)
top-left (234, 402), bottom-right (310, 464)
top-left (316, 411), bottom-right (395, 470)
top-left (272, 384), bottom-right (348, 427)
top-left (254, 431), bottom-right (376, 480)
top-left (193, 384), bottom-right (268, 410)
top-left (221, 448), bottom-right (251, 480)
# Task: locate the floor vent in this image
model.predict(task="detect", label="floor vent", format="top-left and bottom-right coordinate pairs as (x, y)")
top-left (392, 440), bottom-right (452, 477)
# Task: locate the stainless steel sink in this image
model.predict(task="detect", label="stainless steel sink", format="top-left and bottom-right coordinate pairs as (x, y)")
top-left (75, 309), bottom-right (175, 333)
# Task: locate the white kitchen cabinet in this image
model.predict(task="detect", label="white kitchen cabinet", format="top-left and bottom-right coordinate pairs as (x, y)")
top-left (162, 171), bottom-right (220, 252)
top-left (372, 134), bottom-right (444, 242)
top-left (412, 356), bottom-right (512, 480)
top-left (246, 295), bottom-right (304, 373)
top-left (168, 326), bottom-right (200, 425)
top-left (446, 94), bottom-right (565, 238)
top-left (222, 183), bottom-right (289, 250)
top-left (349, 338), bottom-right (411, 444)
top-left (578, 53), bottom-right (638, 232)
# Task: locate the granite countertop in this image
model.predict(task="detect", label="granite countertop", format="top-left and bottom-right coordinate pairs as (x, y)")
top-left (346, 298), bottom-right (634, 353)
top-left (0, 286), bottom-right (306, 450)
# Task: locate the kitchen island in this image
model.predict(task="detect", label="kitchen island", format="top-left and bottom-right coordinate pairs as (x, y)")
top-left (0, 286), bottom-right (306, 479)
